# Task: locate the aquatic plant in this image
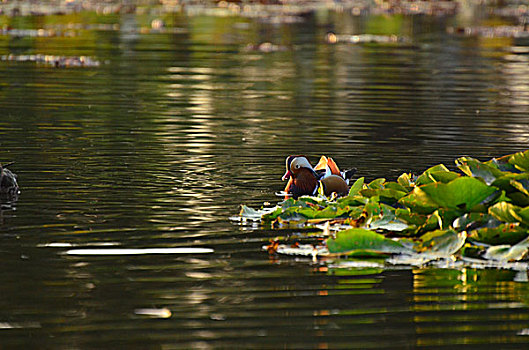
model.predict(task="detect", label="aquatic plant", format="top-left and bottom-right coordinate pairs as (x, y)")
top-left (236, 150), bottom-right (529, 269)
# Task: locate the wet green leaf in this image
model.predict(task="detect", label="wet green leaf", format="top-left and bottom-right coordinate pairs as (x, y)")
top-left (415, 164), bottom-right (459, 185)
top-left (456, 156), bottom-right (503, 185)
top-left (488, 201), bottom-right (523, 223)
top-left (419, 177), bottom-right (497, 211)
top-left (509, 150), bottom-right (529, 172)
top-left (398, 187), bottom-right (439, 214)
top-left (397, 173), bottom-right (414, 188)
top-left (360, 188), bottom-right (407, 203)
top-left (368, 178), bottom-right (386, 189)
top-left (348, 177), bottom-right (364, 196)
top-left (327, 228), bottom-right (411, 255)
top-left (385, 181), bottom-right (409, 193)
top-left (484, 237), bottom-right (529, 261)
top-left (469, 222), bottom-right (528, 245)
top-left (417, 229), bottom-right (467, 257)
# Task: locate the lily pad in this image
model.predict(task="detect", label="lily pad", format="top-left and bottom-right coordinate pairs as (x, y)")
top-left (418, 177), bottom-right (497, 211)
top-left (484, 237), bottom-right (529, 261)
top-left (416, 229), bottom-right (467, 257)
top-left (469, 222), bottom-right (528, 245)
top-left (348, 177), bottom-right (365, 196)
top-left (398, 187), bottom-right (439, 214)
top-left (509, 150), bottom-right (529, 172)
top-left (326, 228), bottom-right (411, 255)
top-left (456, 156), bottom-right (503, 185)
top-left (415, 164), bottom-right (460, 185)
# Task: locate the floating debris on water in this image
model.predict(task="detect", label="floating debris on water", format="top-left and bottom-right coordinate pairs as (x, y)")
top-left (448, 25), bottom-right (529, 38)
top-left (244, 42), bottom-right (289, 53)
top-left (0, 54), bottom-right (103, 68)
top-left (325, 32), bottom-right (411, 45)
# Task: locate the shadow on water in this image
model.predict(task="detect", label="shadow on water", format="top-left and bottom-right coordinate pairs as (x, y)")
top-left (1, 0), bottom-right (529, 347)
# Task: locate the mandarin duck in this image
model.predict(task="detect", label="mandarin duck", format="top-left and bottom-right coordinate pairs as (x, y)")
top-left (0, 162), bottom-right (19, 197)
top-left (281, 155), bottom-right (356, 198)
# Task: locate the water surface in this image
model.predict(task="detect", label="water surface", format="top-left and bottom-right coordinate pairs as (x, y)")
top-left (1, 2), bottom-right (529, 348)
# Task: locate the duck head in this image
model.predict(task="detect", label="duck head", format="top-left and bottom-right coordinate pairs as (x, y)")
top-left (282, 155), bottom-right (317, 181)
top-left (282, 156), bottom-right (320, 198)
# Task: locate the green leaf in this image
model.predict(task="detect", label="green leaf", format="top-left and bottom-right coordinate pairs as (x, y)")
top-left (456, 156), bottom-right (503, 185)
top-left (415, 164), bottom-right (459, 186)
top-left (469, 222), bottom-right (529, 245)
top-left (419, 177), bottom-right (497, 211)
top-left (368, 178), bottom-right (386, 189)
top-left (398, 187), bottom-right (444, 215)
top-left (360, 188), bottom-right (407, 203)
top-left (327, 228), bottom-right (411, 255)
top-left (509, 150), bottom-right (529, 172)
top-left (483, 236), bottom-right (529, 261)
top-left (488, 201), bottom-right (523, 223)
top-left (417, 229), bottom-right (467, 257)
top-left (385, 181), bottom-right (409, 193)
top-left (348, 177), bottom-right (365, 196)
top-left (397, 173), bottom-right (414, 188)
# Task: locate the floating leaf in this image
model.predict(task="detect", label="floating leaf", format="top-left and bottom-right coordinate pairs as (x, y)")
top-left (456, 156), bottom-right (503, 185)
top-left (509, 150), bottom-right (529, 172)
top-left (416, 229), bottom-right (467, 257)
top-left (360, 188), bottom-right (407, 204)
top-left (415, 164), bottom-right (459, 185)
top-left (469, 222), bottom-right (528, 245)
top-left (238, 205), bottom-right (280, 221)
top-left (419, 177), bottom-right (497, 211)
top-left (326, 228), bottom-right (411, 255)
top-left (368, 178), bottom-right (386, 189)
top-left (397, 172), bottom-right (414, 188)
top-left (483, 237), bottom-right (529, 261)
top-left (348, 177), bottom-right (364, 196)
top-left (398, 187), bottom-right (442, 214)
top-left (488, 201), bottom-right (524, 223)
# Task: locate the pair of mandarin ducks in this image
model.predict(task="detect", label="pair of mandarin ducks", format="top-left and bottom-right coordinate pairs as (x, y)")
top-left (281, 155), bottom-right (356, 198)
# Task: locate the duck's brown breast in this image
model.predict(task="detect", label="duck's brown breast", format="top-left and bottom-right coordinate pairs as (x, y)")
top-left (320, 175), bottom-right (349, 196)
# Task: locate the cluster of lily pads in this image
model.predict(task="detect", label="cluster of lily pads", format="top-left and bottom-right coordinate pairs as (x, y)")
top-left (238, 150), bottom-right (529, 269)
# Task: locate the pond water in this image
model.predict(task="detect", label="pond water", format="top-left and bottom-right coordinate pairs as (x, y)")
top-left (2, 1), bottom-right (529, 348)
